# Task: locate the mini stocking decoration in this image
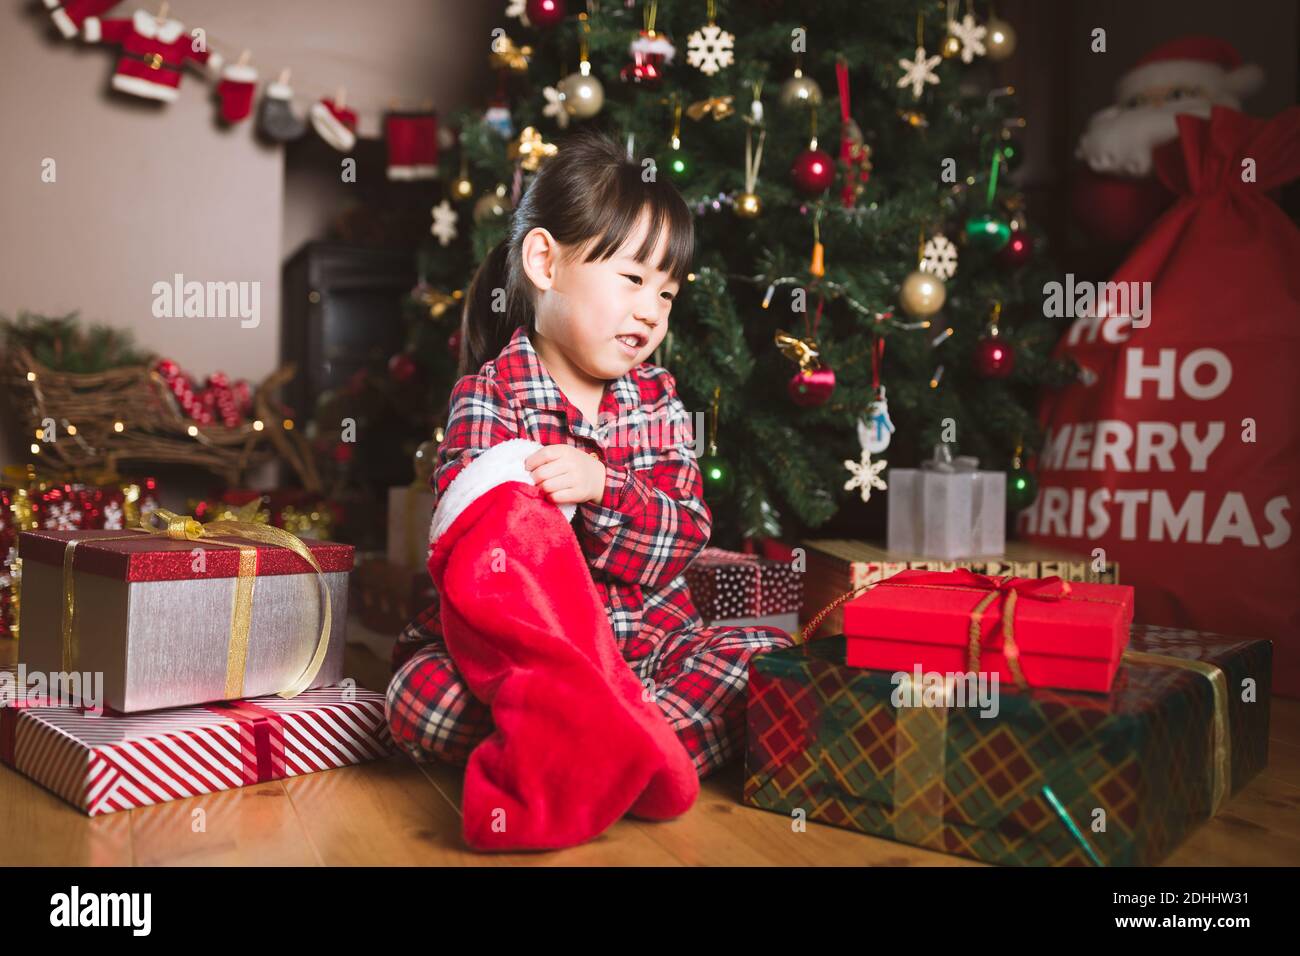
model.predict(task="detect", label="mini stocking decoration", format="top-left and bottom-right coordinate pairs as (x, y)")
top-left (310, 91), bottom-right (358, 152)
top-left (385, 111), bottom-right (439, 180)
top-left (425, 439), bottom-right (700, 852)
top-left (45, 0), bottom-right (120, 39)
top-left (257, 69), bottom-right (306, 142)
top-left (216, 52), bottom-right (257, 125)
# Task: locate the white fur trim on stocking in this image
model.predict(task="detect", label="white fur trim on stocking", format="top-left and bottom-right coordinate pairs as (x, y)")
top-left (429, 438), bottom-right (576, 545)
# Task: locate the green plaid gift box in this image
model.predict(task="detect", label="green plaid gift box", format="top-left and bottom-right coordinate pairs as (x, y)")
top-left (743, 624), bottom-right (1271, 865)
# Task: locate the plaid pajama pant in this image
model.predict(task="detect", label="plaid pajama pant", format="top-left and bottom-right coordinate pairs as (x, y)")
top-left (386, 603), bottom-right (795, 780)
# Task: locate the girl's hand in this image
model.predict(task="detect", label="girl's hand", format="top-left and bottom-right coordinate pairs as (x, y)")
top-left (525, 444), bottom-right (607, 505)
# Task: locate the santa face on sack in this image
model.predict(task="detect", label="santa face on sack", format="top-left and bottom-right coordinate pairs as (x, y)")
top-left (1076, 36), bottom-right (1264, 177)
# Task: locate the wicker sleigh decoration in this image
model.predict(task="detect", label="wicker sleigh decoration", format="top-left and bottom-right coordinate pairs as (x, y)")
top-left (5, 347), bottom-right (322, 493)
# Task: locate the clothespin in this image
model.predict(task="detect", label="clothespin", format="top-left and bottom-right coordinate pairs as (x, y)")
top-left (335, 86), bottom-right (347, 109)
top-left (156, 2), bottom-right (169, 22)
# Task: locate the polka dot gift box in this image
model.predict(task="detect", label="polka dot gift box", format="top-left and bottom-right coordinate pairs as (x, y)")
top-left (683, 547), bottom-right (803, 630)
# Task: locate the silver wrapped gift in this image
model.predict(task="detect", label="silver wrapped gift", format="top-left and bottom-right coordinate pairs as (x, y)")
top-left (887, 447), bottom-right (1006, 559)
top-left (18, 527), bottom-right (352, 713)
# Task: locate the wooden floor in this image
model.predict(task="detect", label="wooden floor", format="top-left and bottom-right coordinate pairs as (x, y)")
top-left (3, 625), bottom-right (1300, 866)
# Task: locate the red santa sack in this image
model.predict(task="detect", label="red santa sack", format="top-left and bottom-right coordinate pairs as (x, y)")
top-left (1022, 105), bottom-right (1300, 696)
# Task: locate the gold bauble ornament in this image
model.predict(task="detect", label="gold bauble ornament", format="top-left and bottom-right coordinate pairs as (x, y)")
top-left (941, 34), bottom-right (962, 59)
top-left (985, 18), bottom-right (1017, 61)
top-left (734, 191), bottom-right (762, 218)
top-left (450, 175), bottom-right (474, 201)
top-left (473, 184), bottom-right (512, 224)
top-left (779, 71), bottom-right (823, 109)
top-left (899, 270), bottom-right (947, 317)
top-left (558, 69), bottom-right (605, 119)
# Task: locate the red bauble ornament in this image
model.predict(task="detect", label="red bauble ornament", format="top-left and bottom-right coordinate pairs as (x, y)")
top-left (787, 366), bottom-right (836, 406)
top-left (525, 0), bottom-right (566, 29)
top-left (997, 233), bottom-right (1032, 270)
top-left (974, 337), bottom-right (1016, 378)
top-left (790, 147), bottom-right (835, 196)
top-left (332, 441), bottom-right (354, 463)
top-left (388, 352), bottom-right (417, 383)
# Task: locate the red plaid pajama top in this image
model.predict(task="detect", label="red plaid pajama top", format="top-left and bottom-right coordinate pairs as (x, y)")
top-left (409, 323), bottom-right (710, 662)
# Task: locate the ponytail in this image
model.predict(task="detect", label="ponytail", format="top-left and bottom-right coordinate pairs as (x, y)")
top-left (458, 238), bottom-right (526, 378)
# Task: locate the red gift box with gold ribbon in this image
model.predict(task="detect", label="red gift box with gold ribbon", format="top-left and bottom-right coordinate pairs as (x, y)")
top-left (842, 568), bottom-right (1135, 692)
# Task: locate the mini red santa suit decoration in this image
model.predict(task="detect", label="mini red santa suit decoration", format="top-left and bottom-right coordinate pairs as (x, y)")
top-left (310, 96), bottom-right (358, 152)
top-left (82, 8), bottom-right (223, 103)
top-left (423, 439), bottom-right (699, 851)
top-left (385, 112), bottom-right (439, 180)
top-left (1072, 35), bottom-right (1264, 245)
top-left (45, 0), bottom-right (120, 39)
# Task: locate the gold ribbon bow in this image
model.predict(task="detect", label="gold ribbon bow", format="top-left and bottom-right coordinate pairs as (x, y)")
top-left (686, 95), bottom-right (735, 122)
top-left (774, 330), bottom-right (821, 372)
top-left (508, 126), bottom-right (558, 172)
top-left (489, 35), bottom-right (532, 72)
top-left (59, 508), bottom-right (332, 701)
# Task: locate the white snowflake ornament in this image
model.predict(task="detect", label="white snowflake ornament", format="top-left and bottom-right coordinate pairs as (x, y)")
top-left (844, 447), bottom-right (889, 503)
top-left (686, 23), bottom-right (735, 76)
top-left (542, 85), bottom-right (570, 129)
top-left (45, 500), bottom-right (83, 530)
top-left (898, 45), bottom-right (941, 99)
top-left (950, 14), bottom-right (987, 64)
top-left (920, 234), bottom-right (958, 280)
top-left (505, 0), bottom-right (531, 28)
top-left (430, 200), bottom-right (459, 247)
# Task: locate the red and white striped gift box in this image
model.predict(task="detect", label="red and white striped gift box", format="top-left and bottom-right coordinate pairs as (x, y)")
top-left (0, 684), bottom-right (394, 816)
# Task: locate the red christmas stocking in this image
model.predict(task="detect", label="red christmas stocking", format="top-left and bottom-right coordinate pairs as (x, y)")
top-left (427, 438), bottom-right (699, 852)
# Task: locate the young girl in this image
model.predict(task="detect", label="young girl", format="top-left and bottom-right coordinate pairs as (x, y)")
top-left (386, 130), bottom-right (795, 780)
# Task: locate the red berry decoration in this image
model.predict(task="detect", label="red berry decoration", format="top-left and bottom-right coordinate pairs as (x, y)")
top-left (388, 352), bottom-right (417, 383)
top-left (790, 147), bottom-right (835, 196)
top-left (997, 232), bottom-right (1032, 270)
top-left (525, 0), bottom-right (566, 29)
top-left (974, 336), bottom-right (1016, 378)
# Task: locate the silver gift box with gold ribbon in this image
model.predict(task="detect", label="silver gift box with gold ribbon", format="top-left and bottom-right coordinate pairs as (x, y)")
top-left (17, 518), bottom-right (352, 713)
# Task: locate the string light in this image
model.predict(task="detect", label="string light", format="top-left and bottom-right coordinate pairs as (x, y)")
top-left (252, 419), bottom-right (264, 431)
top-left (929, 365), bottom-right (945, 388)
top-left (931, 326), bottom-right (955, 347)
top-left (113, 421), bottom-right (124, 432)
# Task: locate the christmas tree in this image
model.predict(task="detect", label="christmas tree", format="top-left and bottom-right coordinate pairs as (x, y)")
top-left (382, 0), bottom-right (1076, 547)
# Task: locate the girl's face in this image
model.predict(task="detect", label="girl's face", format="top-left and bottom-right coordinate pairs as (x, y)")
top-left (523, 208), bottom-right (681, 382)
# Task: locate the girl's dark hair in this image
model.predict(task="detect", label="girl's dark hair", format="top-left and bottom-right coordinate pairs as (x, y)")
top-left (458, 129), bottom-right (695, 377)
